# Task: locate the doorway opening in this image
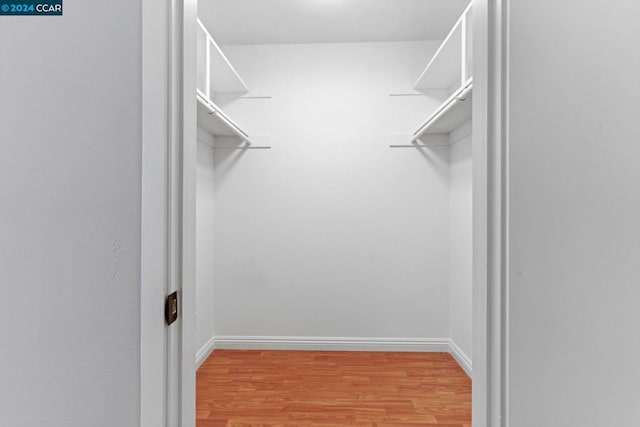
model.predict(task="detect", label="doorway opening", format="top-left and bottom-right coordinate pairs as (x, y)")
top-left (148, 0), bottom-right (509, 425)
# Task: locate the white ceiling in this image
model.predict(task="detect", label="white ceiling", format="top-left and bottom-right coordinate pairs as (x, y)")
top-left (198, 0), bottom-right (470, 45)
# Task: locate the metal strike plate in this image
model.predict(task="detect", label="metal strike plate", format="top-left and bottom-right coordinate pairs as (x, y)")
top-left (165, 291), bottom-right (178, 325)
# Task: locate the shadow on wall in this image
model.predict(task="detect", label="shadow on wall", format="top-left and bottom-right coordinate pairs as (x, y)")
top-left (212, 136), bottom-right (249, 188)
top-left (413, 145), bottom-right (449, 170)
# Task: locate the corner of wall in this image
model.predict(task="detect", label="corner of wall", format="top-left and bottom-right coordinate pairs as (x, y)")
top-left (196, 336), bottom-right (217, 369)
top-left (449, 339), bottom-right (472, 377)
top-left (448, 120), bottom-right (473, 146)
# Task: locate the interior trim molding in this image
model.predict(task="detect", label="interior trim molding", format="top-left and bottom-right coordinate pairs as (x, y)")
top-left (196, 335), bottom-right (217, 369)
top-left (213, 336), bottom-right (451, 352)
top-left (205, 336), bottom-right (472, 374)
top-left (449, 339), bottom-right (472, 377)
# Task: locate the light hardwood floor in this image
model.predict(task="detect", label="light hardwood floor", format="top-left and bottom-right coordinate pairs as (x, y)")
top-left (197, 350), bottom-right (471, 426)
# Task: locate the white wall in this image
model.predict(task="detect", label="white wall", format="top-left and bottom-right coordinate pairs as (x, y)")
top-left (210, 41), bottom-right (452, 342)
top-left (196, 135), bottom-right (216, 359)
top-left (508, 1), bottom-right (640, 425)
top-left (0, 2), bottom-right (142, 426)
top-left (448, 122), bottom-right (473, 363)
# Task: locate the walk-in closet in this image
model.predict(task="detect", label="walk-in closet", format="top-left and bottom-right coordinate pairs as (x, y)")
top-left (194, 0), bottom-right (474, 424)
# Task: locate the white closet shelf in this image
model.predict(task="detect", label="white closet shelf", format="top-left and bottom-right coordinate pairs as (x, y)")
top-left (403, 2), bottom-right (472, 143)
top-left (414, 2), bottom-right (472, 91)
top-left (198, 19), bottom-right (248, 94)
top-left (413, 79), bottom-right (472, 139)
top-left (414, 21), bottom-right (462, 90)
top-left (197, 91), bottom-right (252, 144)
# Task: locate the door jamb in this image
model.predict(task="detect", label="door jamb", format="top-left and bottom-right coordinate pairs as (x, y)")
top-left (140, 0), bottom-right (197, 425)
top-left (472, 0), bottom-right (509, 426)
top-left (176, 0), bottom-right (198, 425)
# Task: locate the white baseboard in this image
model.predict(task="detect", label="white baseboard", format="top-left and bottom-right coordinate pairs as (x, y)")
top-left (196, 335), bottom-right (217, 369)
top-left (214, 336), bottom-right (450, 352)
top-left (448, 339), bottom-right (472, 377)
top-left (197, 335), bottom-right (472, 376)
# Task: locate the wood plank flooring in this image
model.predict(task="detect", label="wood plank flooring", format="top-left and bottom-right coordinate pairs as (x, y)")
top-left (197, 350), bottom-right (471, 426)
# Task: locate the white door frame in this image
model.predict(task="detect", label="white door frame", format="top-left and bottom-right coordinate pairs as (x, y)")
top-left (175, 0), bottom-right (198, 425)
top-left (472, 0), bottom-right (509, 426)
top-left (140, 0), bottom-right (198, 426)
top-left (140, 0), bottom-right (510, 426)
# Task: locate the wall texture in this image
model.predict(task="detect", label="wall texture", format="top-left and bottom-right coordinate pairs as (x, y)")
top-left (210, 41), bottom-right (452, 342)
top-left (196, 136), bottom-right (216, 360)
top-left (508, 1), bottom-right (640, 425)
top-left (0, 2), bottom-right (141, 426)
top-left (448, 123), bottom-right (473, 363)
